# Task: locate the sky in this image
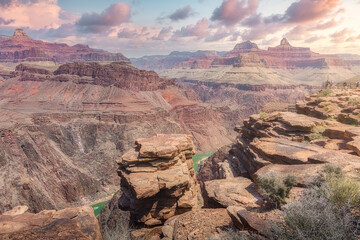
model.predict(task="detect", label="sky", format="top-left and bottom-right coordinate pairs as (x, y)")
top-left (0, 0), bottom-right (359, 58)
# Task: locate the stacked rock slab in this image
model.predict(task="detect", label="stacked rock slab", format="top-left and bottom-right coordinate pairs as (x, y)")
top-left (116, 134), bottom-right (199, 226)
top-left (0, 205), bottom-right (102, 240)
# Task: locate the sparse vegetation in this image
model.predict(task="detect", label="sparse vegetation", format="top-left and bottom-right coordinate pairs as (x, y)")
top-left (259, 111), bottom-right (267, 119)
top-left (308, 125), bottom-right (327, 141)
top-left (308, 133), bottom-right (326, 141)
top-left (223, 230), bottom-right (262, 240)
top-left (102, 220), bottom-right (132, 240)
top-left (326, 117), bottom-right (335, 121)
top-left (258, 174), bottom-right (297, 208)
top-left (349, 97), bottom-right (360, 106)
top-left (230, 166), bottom-right (360, 240)
top-left (312, 125), bottom-right (326, 134)
top-left (317, 89), bottom-right (333, 97)
top-left (267, 165), bottom-right (360, 240)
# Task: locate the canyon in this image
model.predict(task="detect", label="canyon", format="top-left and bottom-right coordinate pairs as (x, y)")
top-left (133, 38), bottom-right (360, 86)
top-left (0, 29), bottom-right (359, 239)
top-left (0, 30), bottom-right (315, 215)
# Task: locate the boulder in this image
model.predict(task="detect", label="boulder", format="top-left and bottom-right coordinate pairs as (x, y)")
top-left (0, 206), bottom-right (101, 240)
top-left (236, 208), bottom-right (271, 234)
top-left (167, 209), bottom-right (232, 240)
top-left (250, 138), bottom-right (326, 165)
top-left (347, 136), bottom-right (360, 156)
top-left (254, 164), bottom-right (325, 187)
top-left (204, 177), bottom-right (263, 208)
top-left (226, 206), bottom-right (244, 230)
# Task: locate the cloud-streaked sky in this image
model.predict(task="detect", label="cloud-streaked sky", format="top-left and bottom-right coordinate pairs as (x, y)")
top-left (0, 0), bottom-right (359, 57)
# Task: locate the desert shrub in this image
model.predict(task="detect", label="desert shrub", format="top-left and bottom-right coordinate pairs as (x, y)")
top-left (349, 97), bottom-right (360, 106)
top-left (102, 220), bottom-right (131, 240)
top-left (268, 190), bottom-right (357, 240)
top-left (313, 165), bottom-right (360, 208)
top-left (312, 125), bottom-right (326, 134)
top-left (259, 112), bottom-right (267, 119)
top-left (317, 89), bottom-right (333, 97)
top-left (258, 174), bottom-right (297, 208)
top-left (308, 133), bottom-right (325, 141)
top-left (266, 165), bottom-right (360, 240)
top-left (223, 230), bottom-right (263, 240)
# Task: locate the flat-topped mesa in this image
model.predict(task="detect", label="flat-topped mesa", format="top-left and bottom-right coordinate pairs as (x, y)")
top-left (13, 29), bottom-right (30, 39)
top-left (116, 134), bottom-right (199, 226)
top-left (233, 41), bottom-right (259, 51)
top-left (53, 62), bottom-right (174, 90)
top-left (0, 29), bottom-right (131, 63)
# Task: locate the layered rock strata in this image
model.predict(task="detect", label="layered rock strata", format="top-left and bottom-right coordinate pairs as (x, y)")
top-left (0, 61), bottom-right (238, 214)
top-left (116, 134), bottom-right (199, 226)
top-left (0, 205), bottom-right (102, 240)
top-left (197, 89), bottom-right (360, 236)
top-left (0, 29), bottom-right (129, 63)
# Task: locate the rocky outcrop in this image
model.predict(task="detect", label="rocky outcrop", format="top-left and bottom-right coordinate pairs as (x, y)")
top-left (116, 134), bottom-right (199, 226)
top-left (203, 177), bottom-right (263, 208)
top-left (196, 89), bottom-right (360, 236)
top-left (53, 62), bottom-right (174, 90)
top-left (0, 205), bottom-right (102, 240)
top-left (297, 89), bottom-right (360, 125)
top-left (0, 29), bottom-right (130, 63)
top-left (162, 209), bottom-right (232, 240)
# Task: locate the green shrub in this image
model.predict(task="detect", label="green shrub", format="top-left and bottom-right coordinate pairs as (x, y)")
top-left (313, 165), bottom-right (360, 208)
top-left (268, 190), bottom-right (357, 240)
top-left (259, 111), bottom-right (267, 119)
top-left (266, 165), bottom-right (360, 240)
top-left (349, 97), bottom-right (360, 106)
top-left (223, 230), bottom-right (262, 240)
top-left (316, 89), bottom-right (333, 97)
top-left (258, 174), bottom-right (297, 208)
top-left (312, 125), bottom-right (326, 134)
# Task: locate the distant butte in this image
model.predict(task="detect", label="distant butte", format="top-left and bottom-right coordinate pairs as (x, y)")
top-left (0, 29), bottom-right (130, 63)
top-left (133, 38), bottom-right (352, 70)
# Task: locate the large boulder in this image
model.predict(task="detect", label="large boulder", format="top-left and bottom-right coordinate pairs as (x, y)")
top-left (163, 209), bottom-right (232, 240)
top-left (254, 164), bottom-right (325, 187)
top-left (0, 206), bottom-right (101, 240)
top-left (203, 177), bottom-right (263, 208)
top-left (116, 134), bottom-right (199, 226)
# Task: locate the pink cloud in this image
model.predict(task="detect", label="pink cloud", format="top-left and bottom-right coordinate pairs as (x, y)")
top-left (283, 0), bottom-right (341, 23)
top-left (311, 18), bottom-right (341, 30)
top-left (331, 28), bottom-right (353, 43)
top-left (77, 2), bottom-right (131, 33)
top-left (211, 0), bottom-right (258, 26)
top-left (0, 0), bottom-right (70, 30)
top-left (173, 18), bottom-right (210, 38)
top-left (152, 26), bottom-right (173, 40)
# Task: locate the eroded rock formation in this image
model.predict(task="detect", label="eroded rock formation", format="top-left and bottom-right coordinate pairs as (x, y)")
top-left (116, 134), bottom-right (199, 226)
top-left (0, 205), bottom-right (102, 240)
top-left (0, 29), bottom-right (129, 63)
top-left (196, 89), bottom-right (360, 237)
